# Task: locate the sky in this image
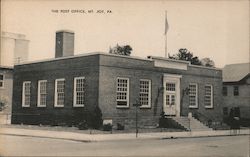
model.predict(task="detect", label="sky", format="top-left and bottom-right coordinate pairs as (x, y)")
top-left (1, 0), bottom-right (249, 68)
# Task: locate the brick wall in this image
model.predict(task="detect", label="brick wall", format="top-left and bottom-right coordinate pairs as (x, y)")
top-left (12, 55), bottom-right (99, 125)
top-left (98, 55), bottom-right (223, 128)
top-left (12, 53), bottom-right (224, 128)
top-left (99, 65), bottom-right (162, 128)
top-left (180, 70), bottom-right (223, 123)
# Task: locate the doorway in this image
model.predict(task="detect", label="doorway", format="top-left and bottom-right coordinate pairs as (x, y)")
top-left (163, 74), bottom-right (182, 117)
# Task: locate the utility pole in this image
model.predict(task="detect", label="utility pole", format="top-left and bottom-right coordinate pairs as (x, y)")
top-left (133, 101), bottom-right (141, 138)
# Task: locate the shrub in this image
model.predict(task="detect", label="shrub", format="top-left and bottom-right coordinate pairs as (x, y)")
top-left (207, 119), bottom-right (212, 127)
top-left (117, 123), bottom-right (125, 130)
top-left (103, 123), bottom-right (112, 131)
top-left (0, 99), bottom-right (6, 111)
top-left (159, 111), bottom-right (168, 128)
top-left (87, 105), bottom-right (103, 129)
top-left (159, 117), bottom-right (168, 128)
top-left (77, 121), bottom-right (88, 130)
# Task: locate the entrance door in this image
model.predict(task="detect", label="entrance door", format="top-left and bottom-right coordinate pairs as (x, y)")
top-left (163, 74), bottom-right (181, 116)
top-left (165, 85), bottom-right (176, 115)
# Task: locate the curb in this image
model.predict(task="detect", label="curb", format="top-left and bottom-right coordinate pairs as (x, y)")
top-left (1, 127), bottom-right (249, 142)
top-left (161, 133), bottom-right (249, 140)
top-left (1, 132), bottom-right (249, 142)
top-left (0, 133), bottom-right (92, 143)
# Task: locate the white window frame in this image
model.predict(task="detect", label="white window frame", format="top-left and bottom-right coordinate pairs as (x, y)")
top-left (204, 84), bottom-right (213, 108)
top-left (73, 76), bottom-right (85, 107)
top-left (139, 79), bottom-right (151, 108)
top-left (54, 78), bottom-right (65, 107)
top-left (0, 74), bottom-right (4, 88)
top-left (37, 80), bottom-right (47, 107)
top-left (22, 81), bottom-right (31, 107)
top-left (189, 83), bottom-right (198, 108)
top-left (116, 77), bottom-right (129, 108)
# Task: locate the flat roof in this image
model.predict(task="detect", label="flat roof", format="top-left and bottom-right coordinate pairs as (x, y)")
top-left (14, 51), bottom-right (221, 70)
top-left (56, 30), bottom-right (75, 34)
top-left (148, 56), bottom-right (190, 64)
top-left (0, 65), bottom-right (14, 70)
top-left (1, 31), bottom-right (27, 40)
top-left (15, 52), bottom-right (153, 66)
top-left (149, 56), bottom-right (221, 70)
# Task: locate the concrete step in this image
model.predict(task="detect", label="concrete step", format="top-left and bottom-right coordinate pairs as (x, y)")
top-left (190, 118), bottom-right (213, 131)
top-left (171, 117), bottom-right (191, 131)
top-left (171, 117), bottom-right (213, 131)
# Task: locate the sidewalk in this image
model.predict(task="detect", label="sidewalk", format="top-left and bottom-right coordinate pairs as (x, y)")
top-left (0, 125), bottom-right (249, 142)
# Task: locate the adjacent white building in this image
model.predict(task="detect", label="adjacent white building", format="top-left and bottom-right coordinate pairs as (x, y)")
top-left (0, 32), bottom-right (29, 124)
top-left (1, 31), bottom-right (29, 66)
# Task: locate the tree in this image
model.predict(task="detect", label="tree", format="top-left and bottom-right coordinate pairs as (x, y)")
top-left (169, 49), bottom-right (216, 67)
top-left (123, 45), bottom-right (133, 56)
top-left (109, 44), bottom-right (132, 56)
top-left (87, 105), bottom-right (103, 129)
top-left (0, 98), bottom-right (7, 111)
top-left (201, 58), bottom-right (215, 67)
top-left (168, 48), bottom-right (202, 65)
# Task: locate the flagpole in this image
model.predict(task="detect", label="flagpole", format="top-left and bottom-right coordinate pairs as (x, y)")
top-left (164, 10), bottom-right (168, 58)
top-left (165, 30), bottom-right (167, 58)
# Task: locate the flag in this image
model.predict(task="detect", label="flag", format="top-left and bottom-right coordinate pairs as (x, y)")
top-left (164, 11), bottom-right (169, 35)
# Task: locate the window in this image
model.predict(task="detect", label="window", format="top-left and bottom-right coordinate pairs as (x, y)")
top-left (116, 77), bottom-right (129, 107)
top-left (73, 77), bottom-right (85, 107)
top-left (139, 79), bottom-right (151, 108)
top-left (166, 94), bottom-right (175, 106)
top-left (222, 86), bottom-right (227, 96)
top-left (165, 83), bottom-right (176, 106)
top-left (166, 83), bottom-right (175, 91)
top-left (223, 107), bottom-right (228, 116)
top-left (37, 80), bottom-right (47, 107)
top-left (189, 83), bottom-right (198, 108)
top-left (234, 86), bottom-right (239, 96)
top-left (0, 74), bottom-right (3, 88)
top-left (205, 85), bottom-right (213, 108)
top-left (22, 81), bottom-right (31, 107)
top-left (54, 79), bottom-right (65, 107)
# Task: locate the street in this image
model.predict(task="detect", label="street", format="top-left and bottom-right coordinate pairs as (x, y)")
top-left (0, 134), bottom-right (249, 156)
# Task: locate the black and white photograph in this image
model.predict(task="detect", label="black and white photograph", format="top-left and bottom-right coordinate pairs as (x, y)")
top-left (0, 0), bottom-right (249, 156)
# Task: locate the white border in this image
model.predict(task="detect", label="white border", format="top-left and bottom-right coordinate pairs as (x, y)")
top-left (73, 76), bottom-right (85, 107)
top-left (37, 80), bottom-right (47, 107)
top-left (22, 81), bottom-right (31, 107)
top-left (139, 79), bottom-right (152, 108)
top-left (54, 78), bottom-right (65, 107)
top-left (189, 83), bottom-right (198, 108)
top-left (116, 77), bottom-right (130, 108)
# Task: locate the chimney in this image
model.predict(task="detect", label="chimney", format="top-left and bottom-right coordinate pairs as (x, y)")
top-left (55, 30), bottom-right (74, 58)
